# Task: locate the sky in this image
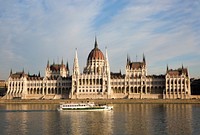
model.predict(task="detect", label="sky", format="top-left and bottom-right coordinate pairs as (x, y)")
top-left (0, 0), bottom-right (200, 79)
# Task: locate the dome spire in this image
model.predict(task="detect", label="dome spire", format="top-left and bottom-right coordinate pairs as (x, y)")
top-left (94, 36), bottom-right (98, 48)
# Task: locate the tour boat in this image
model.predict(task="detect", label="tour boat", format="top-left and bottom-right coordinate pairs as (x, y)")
top-left (57, 102), bottom-right (113, 111)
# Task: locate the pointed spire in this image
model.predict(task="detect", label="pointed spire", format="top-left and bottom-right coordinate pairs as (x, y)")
top-left (47, 59), bottom-right (50, 68)
top-left (61, 58), bottom-right (64, 67)
top-left (22, 68), bottom-right (24, 74)
top-left (66, 61), bottom-right (70, 75)
top-left (143, 53), bottom-right (146, 64)
top-left (136, 55), bottom-right (138, 62)
top-left (66, 61), bottom-right (69, 70)
top-left (10, 69), bottom-right (12, 75)
top-left (105, 46), bottom-right (108, 60)
top-left (73, 48), bottom-right (80, 75)
top-left (127, 54), bottom-right (129, 64)
top-left (105, 47), bottom-right (110, 74)
top-left (167, 64), bottom-right (169, 72)
top-left (182, 64), bottom-right (184, 69)
top-left (127, 54), bottom-right (131, 65)
top-left (38, 71), bottom-right (41, 77)
top-left (66, 61), bottom-right (70, 74)
top-left (94, 36), bottom-right (98, 48)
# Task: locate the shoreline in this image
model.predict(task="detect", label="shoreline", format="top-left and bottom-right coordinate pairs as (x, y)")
top-left (1, 99), bottom-right (200, 104)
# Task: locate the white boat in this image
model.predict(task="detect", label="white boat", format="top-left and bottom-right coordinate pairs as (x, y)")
top-left (57, 102), bottom-right (113, 111)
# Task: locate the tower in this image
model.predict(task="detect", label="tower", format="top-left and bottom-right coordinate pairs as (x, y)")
top-left (71, 48), bottom-right (80, 99)
top-left (84, 37), bottom-right (105, 74)
top-left (73, 48), bottom-right (80, 75)
top-left (105, 47), bottom-right (111, 97)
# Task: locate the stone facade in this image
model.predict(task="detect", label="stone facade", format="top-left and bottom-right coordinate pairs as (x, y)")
top-left (5, 63), bottom-right (71, 99)
top-left (164, 66), bottom-right (191, 99)
top-left (5, 38), bottom-right (191, 99)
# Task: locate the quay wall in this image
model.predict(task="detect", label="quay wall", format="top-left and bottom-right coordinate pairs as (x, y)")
top-left (1, 99), bottom-right (200, 104)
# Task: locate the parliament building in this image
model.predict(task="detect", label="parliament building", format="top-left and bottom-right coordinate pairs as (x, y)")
top-left (5, 38), bottom-right (191, 99)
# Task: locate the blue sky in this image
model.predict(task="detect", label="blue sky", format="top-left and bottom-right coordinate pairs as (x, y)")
top-left (0, 0), bottom-right (200, 79)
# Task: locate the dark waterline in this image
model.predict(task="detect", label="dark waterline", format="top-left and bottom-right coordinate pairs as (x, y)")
top-left (0, 104), bottom-right (200, 135)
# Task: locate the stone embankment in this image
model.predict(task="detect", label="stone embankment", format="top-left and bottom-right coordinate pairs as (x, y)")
top-left (0, 99), bottom-right (200, 104)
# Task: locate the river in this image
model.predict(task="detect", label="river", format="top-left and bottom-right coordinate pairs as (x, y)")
top-left (0, 103), bottom-right (200, 135)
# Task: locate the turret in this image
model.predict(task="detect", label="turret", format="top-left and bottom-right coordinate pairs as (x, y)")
top-left (47, 60), bottom-right (50, 68)
top-left (73, 48), bottom-right (80, 75)
top-left (105, 47), bottom-right (110, 74)
top-left (66, 61), bottom-right (70, 75)
top-left (166, 64), bottom-right (169, 73)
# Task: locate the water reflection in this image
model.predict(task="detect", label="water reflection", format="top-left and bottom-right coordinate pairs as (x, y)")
top-left (0, 103), bottom-right (199, 135)
top-left (164, 104), bottom-right (192, 135)
top-left (58, 111), bottom-right (114, 135)
top-left (112, 104), bottom-right (194, 135)
top-left (1, 104), bottom-right (57, 111)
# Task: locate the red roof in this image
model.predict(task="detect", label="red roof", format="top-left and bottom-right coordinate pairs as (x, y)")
top-left (87, 47), bottom-right (104, 61)
top-left (50, 64), bottom-right (65, 71)
top-left (128, 62), bottom-right (145, 69)
top-left (10, 72), bottom-right (27, 78)
top-left (167, 68), bottom-right (188, 77)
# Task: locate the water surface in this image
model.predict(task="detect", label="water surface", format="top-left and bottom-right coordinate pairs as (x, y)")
top-left (0, 104), bottom-right (200, 135)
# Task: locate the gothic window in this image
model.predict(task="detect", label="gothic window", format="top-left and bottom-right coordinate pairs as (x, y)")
top-left (178, 80), bottom-right (181, 84)
top-left (143, 87), bottom-right (145, 93)
top-left (182, 80), bottom-right (184, 84)
top-left (171, 80), bottom-right (173, 84)
top-left (59, 88), bottom-right (61, 94)
top-left (100, 79), bottom-right (103, 85)
top-left (86, 79), bottom-right (88, 85)
top-left (79, 80), bottom-right (81, 85)
top-left (30, 88), bottom-right (33, 94)
top-left (37, 88), bottom-right (39, 94)
top-left (93, 79), bottom-right (95, 84)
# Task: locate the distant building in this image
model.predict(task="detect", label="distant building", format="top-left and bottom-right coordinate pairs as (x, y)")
top-left (191, 79), bottom-right (200, 95)
top-left (0, 80), bottom-right (7, 96)
top-left (4, 38), bottom-right (191, 99)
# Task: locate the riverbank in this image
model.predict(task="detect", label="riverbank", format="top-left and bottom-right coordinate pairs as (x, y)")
top-left (1, 99), bottom-right (200, 104)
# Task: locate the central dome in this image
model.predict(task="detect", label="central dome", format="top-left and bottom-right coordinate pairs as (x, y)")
top-left (87, 38), bottom-right (104, 61)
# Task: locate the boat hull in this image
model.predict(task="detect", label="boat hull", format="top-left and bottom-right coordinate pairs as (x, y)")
top-left (57, 108), bottom-right (112, 111)
top-left (57, 103), bottom-right (113, 111)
